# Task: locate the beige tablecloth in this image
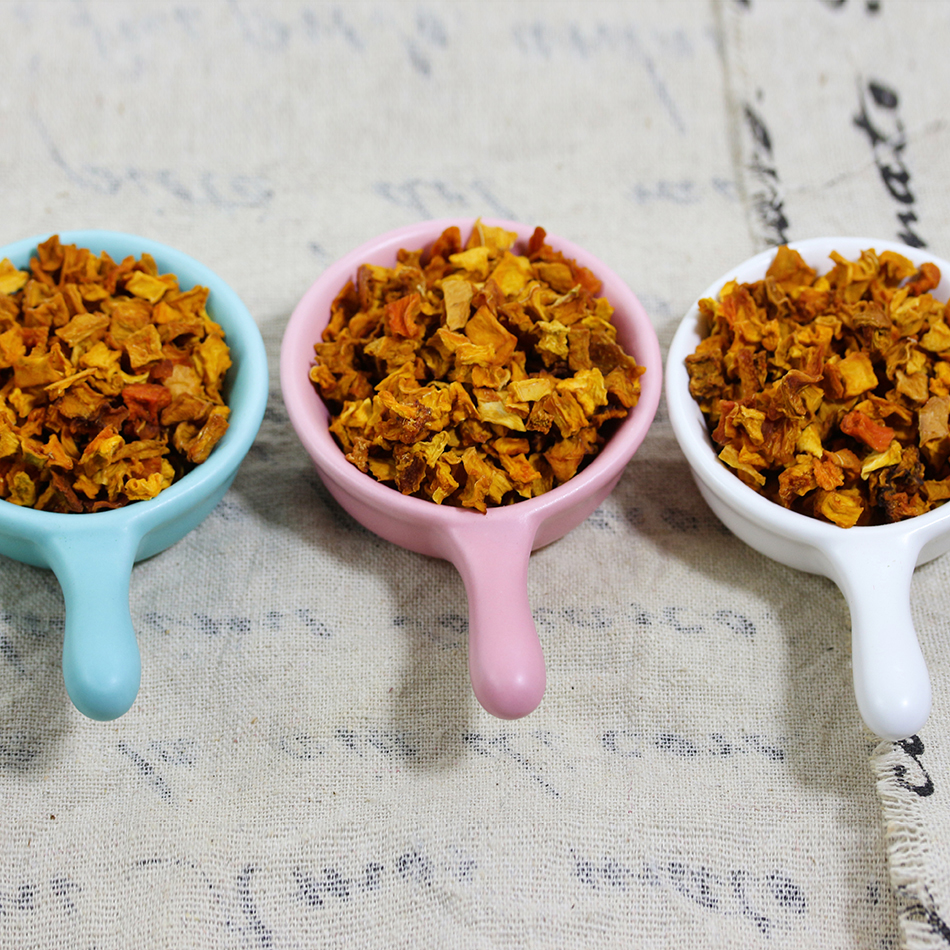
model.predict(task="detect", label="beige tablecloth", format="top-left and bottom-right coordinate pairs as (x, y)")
top-left (1, 2), bottom-right (950, 947)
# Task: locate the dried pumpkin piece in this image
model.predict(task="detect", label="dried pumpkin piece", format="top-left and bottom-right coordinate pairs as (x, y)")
top-left (442, 279), bottom-right (474, 331)
top-left (817, 489), bottom-right (864, 528)
top-left (0, 235), bottom-right (231, 512)
top-left (0, 260), bottom-right (29, 295)
top-left (686, 244), bottom-right (950, 525)
top-left (184, 407), bottom-right (230, 464)
top-left (124, 271), bottom-right (172, 304)
top-left (310, 222), bottom-right (645, 509)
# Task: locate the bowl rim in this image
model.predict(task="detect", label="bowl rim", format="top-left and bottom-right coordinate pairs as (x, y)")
top-left (280, 216), bottom-right (663, 525)
top-left (0, 228), bottom-right (269, 535)
top-left (665, 235), bottom-right (950, 544)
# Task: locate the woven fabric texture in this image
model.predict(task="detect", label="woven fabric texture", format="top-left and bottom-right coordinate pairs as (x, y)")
top-left (1, 2), bottom-right (949, 947)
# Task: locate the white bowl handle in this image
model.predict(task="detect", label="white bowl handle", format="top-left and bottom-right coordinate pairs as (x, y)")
top-left (826, 537), bottom-right (931, 740)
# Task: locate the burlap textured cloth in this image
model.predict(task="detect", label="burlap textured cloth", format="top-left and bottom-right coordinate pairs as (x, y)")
top-left (0, 2), bottom-right (948, 947)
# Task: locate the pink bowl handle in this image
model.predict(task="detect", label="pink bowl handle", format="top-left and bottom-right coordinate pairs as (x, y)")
top-left (448, 520), bottom-right (546, 719)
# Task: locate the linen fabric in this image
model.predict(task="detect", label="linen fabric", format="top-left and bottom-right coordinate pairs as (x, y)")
top-left (1, 2), bottom-right (949, 947)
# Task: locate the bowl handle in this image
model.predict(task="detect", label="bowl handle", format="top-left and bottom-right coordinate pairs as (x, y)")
top-left (826, 536), bottom-right (932, 741)
top-left (45, 528), bottom-right (142, 721)
top-left (448, 521), bottom-right (546, 719)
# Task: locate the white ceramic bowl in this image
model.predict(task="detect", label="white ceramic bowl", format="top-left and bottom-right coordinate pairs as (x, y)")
top-left (666, 237), bottom-right (950, 740)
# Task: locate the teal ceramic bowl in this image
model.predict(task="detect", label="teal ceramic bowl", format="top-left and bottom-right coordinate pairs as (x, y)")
top-left (0, 231), bottom-right (268, 720)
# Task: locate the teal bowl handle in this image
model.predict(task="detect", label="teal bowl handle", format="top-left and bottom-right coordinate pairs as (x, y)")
top-left (45, 528), bottom-right (142, 720)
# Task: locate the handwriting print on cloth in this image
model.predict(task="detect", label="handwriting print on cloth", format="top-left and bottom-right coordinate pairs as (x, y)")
top-left (536, 602), bottom-right (758, 640)
top-left (742, 100), bottom-right (790, 248)
top-left (892, 734), bottom-right (935, 798)
top-left (853, 77), bottom-right (927, 247)
top-left (290, 845), bottom-right (477, 912)
top-left (575, 853), bottom-right (807, 937)
top-left (117, 739), bottom-right (198, 804)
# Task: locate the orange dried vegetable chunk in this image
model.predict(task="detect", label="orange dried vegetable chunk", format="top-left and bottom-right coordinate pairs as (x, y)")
top-left (0, 235), bottom-right (231, 513)
top-left (310, 222), bottom-right (645, 512)
top-left (686, 244), bottom-right (950, 526)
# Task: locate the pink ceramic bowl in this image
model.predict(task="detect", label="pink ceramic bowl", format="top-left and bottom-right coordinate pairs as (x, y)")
top-left (280, 218), bottom-right (662, 718)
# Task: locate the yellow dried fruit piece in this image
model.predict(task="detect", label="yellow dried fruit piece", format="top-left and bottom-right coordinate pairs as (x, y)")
top-left (0, 259), bottom-right (28, 295)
